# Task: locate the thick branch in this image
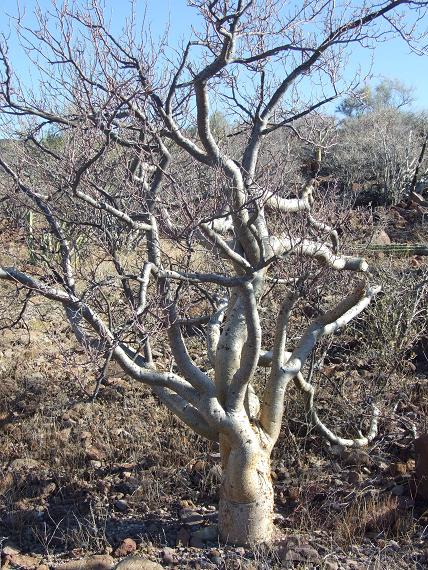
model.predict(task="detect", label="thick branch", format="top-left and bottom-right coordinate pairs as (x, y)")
top-left (270, 236), bottom-right (368, 271)
top-left (260, 284), bottom-right (381, 440)
top-left (225, 282), bottom-right (261, 412)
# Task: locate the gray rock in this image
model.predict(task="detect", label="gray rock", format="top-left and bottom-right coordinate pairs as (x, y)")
top-left (330, 445), bottom-right (346, 457)
top-left (161, 547), bottom-right (175, 565)
top-left (8, 458), bottom-right (40, 471)
top-left (175, 526), bottom-right (191, 547)
top-left (391, 484), bottom-right (405, 496)
top-left (324, 561), bottom-right (339, 570)
top-left (371, 230), bottom-right (391, 246)
top-left (348, 470), bottom-right (364, 484)
top-left (180, 508), bottom-right (205, 525)
top-left (276, 538), bottom-right (320, 565)
top-left (343, 449), bottom-right (373, 468)
top-left (191, 525), bottom-right (218, 543)
top-left (113, 538), bottom-right (137, 558)
top-left (114, 499), bottom-right (129, 512)
top-left (54, 555), bottom-right (114, 570)
top-left (190, 536), bottom-right (205, 549)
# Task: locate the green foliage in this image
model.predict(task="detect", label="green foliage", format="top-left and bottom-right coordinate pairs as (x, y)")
top-left (25, 209), bottom-right (86, 266)
top-left (337, 79), bottom-right (415, 117)
top-left (188, 111), bottom-right (231, 140)
top-left (41, 128), bottom-right (64, 151)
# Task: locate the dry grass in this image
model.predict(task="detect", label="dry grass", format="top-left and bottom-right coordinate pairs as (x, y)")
top-left (1, 216), bottom-right (428, 568)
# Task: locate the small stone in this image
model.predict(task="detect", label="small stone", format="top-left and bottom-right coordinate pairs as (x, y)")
top-left (343, 449), bottom-right (373, 468)
top-left (114, 499), bottom-right (129, 512)
top-left (282, 545), bottom-right (320, 564)
top-left (85, 445), bottom-right (106, 462)
top-left (371, 230), bottom-right (391, 246)
top-left (161, 548), bottom-right (175, 565)
top-left (180, 508), bottom-right (204, 525)
top-left (113, 538), bottom-right (137, 558)
top-left (330, 445), bottom-right (345, 457)
top-left (324, 561), bottom-right (339, 570)
top-left (348, 470), bottom-right (364, 484)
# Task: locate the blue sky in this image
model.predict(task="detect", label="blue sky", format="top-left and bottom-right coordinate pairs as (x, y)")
top-left (1, 0), bottom-right (427, 112)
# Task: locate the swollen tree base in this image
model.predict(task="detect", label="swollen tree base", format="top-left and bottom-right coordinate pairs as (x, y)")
top-left (217, 437), bottom-right (275, 546)
top-left (218, 492), bottom-right (274, 546)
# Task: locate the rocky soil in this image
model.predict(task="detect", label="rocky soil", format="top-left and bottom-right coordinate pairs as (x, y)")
top-left (1, 210), bottom-right (428, 569)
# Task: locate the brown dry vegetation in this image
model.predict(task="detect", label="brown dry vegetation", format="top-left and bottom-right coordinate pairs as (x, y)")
top-left (1, 208), bottom-right (428, 569)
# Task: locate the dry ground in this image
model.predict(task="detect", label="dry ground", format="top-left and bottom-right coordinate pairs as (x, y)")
top-left (1, 208), bottom-right (428, 569)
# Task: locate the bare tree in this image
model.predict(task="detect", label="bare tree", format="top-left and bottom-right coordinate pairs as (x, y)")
top-left (330, 107), bottom-right (428, 205)
top-left (1, 0), bottom-right (427, 546)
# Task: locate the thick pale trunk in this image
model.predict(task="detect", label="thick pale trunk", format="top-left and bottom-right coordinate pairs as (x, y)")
top-left (218, 438), bottom-right (274, 545)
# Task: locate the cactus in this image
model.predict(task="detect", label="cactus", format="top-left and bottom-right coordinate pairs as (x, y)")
top-left (25, 210), bottom-right (86, 266)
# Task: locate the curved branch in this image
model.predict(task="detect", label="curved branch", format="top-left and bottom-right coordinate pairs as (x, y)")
top-left (264, 180), bottom-right (314, 213)
top-left (307, 214), bottom-right (339, 252)
top-left (260, 283), bottom-right (381, 440)
top-left (167, 304), bottom-right (217, 395)
top-left (293, 371), bottom-right (379, 447)
top-left (200, 223), bottom-right (252, 271)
